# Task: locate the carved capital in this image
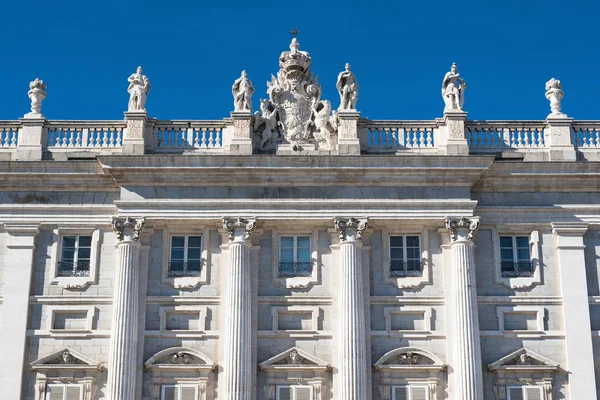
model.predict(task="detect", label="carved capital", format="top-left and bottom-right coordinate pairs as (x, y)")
top-left (112, 216), bottom-right (145, 241)
top-left (222, 217), bottom-right (257, 242)
top-left (445, 216), bottom-right (480, 243)
top-left (334, 217), bottom-right (368, 242)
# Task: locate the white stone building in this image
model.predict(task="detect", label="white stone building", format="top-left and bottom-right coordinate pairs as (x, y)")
top-left (0, 38), bottom-right (599, 400)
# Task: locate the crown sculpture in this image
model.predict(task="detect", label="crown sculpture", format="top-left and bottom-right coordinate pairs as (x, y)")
top-left (243, 36), bottom-right (358, 151)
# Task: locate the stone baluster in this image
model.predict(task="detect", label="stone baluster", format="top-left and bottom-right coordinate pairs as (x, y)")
top-left (107, 217), bottom-right (145, 400)
top-left (445, 217), bottom-right (484, 400)
top-left (221, 217), bottom-right (256, 400)
top-left (334, 217), bottom-right (369, 400)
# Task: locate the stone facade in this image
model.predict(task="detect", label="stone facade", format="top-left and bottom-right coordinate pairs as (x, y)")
top-left (1, 37), bottom-right (600, 400)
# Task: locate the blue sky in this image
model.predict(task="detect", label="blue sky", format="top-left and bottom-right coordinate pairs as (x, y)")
top-left (0, 0), bottom-right (598, 121)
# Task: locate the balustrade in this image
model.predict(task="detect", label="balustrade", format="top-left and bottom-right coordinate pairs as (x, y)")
top-left (466, 122), bottom-right (546, 150)
top-left (365, 122), bottom-right (435, 150)
top-left (572, 123), bottom-right (600, 148)
top-left (47, 122), bottom-right (124, 148)
top-left (155, 122), bottom-right (224, 150)
top-left (0, 124), bottom-right (19, 148)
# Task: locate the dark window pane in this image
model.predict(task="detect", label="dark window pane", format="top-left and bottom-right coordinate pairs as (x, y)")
top-left (390, 248), bottom-right (404, 259)
top-left (280, 236), bottom-right (294, 248)
top-left (78, 236), bottom-right (92, 247)
top-left (515, 236), bottom-right (529, 247)
top-left (171, 236), bottom-right (185, 247)
top-left (280, 248), bottom-right (294, 262)
top-left (406, 236), bottom-right (420, 247)
top-left (170, 262), bottom-right (184, 272)
top-left (171, 248), bottom-right (185, 260)
top-left (406, 248), bottom-right (420, 258)
top-left (390, 236), bottom-right (404, 247)
top-left (62, 236), bottom-right (76, 247)
top-left (186, 261), bottom-right (201, 272)
top-left (61, 248), bottom-right (76, 261)
top-left (500, 249), bottom-right (514, 261)
top-left (188, 236), bottom-right (202, 248)
top-left (297, 236), bottom-right (310, 248)
top-left (78, 248), bottom-right (91, 260)
top-left (187, 248), bottom-right (201, 260)
top-left (517, 249), bottom-right (530, 260)
top-left (499, 236), bottom-right (513, 247)
top-left (297, 247), bottom-right (311, 262)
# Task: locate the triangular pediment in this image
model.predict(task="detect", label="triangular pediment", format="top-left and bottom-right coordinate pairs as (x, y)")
top-left (31, 348), bottom-right (101, 370)
top-left (260, 347), bottom-right (329, 369)
top-left (145, 347), bottom-right (215, 369)
top-left (488, 348), bottom-right (559, 371)
top-left (374, 347), bottom-right (445, 371)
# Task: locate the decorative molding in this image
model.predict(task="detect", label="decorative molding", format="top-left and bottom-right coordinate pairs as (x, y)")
top-left (497, 306), bottom-right (545, 333)
top-left (445, 216), bottom-right (480, 242)
top-left (159, 305), bottom-right (207, 332)
top-left (334, 216), bottom-right (368, 241)
top-left (492, 228), bottom-right (542, 291)
top-left (383, 306), bottom-right (432, 335)
top-left (45, 305), bottom-right (95, 332)
top-left (112, 216), bottom-right (145, 241)
top-left (222, 216), bottom-right (256, 242)
top-left (271, 306), bottom-right (320, 332)
top-left (381, 229), bottom-right (431, 290)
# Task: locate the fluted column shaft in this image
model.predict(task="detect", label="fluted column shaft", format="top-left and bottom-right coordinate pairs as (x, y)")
top-left (222, 217), bottom-right (256, 400)
top-left (108, 217), bottom-right (145, 400)
top-left (446, 217), bottom-right (484, 400)
top-left (335, 217), bottom-right (368, 400)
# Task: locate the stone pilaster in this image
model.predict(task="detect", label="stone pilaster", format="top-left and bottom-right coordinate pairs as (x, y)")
top-left (0, 223), bottom-right (39, 399)
top-left (552, 223), bottom-right (597, 398)
top-left (221, 217), bottom-right (256, 400)
top-left (123, 111), bottom-right (150, 154)
top-left (337, 111), bottom-right (361, 155)
top-left (225, 112), bottom-right (254, 155)
top-left (334, 217), bottom-right (369, 400)
top-left (15, 117), bottom-right (47, 160)
top-left (107, 217), bottom-right (145, 400)
top-left (437, 111), bottom-right (469, 155)
top-left (445, 217), bottom-right (484, 400)
top-left (546, 117), bottom-right (576, 161)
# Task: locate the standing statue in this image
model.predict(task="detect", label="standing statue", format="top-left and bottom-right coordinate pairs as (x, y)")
top-left (127, 66), bottom-right (151, 111)
top-left (254, 99), bottom-right (280, 149)
top-left (232, 70), bottom-right (255, 112)
top-left (27, 78), bottom-right (46, 115)
top-left (336, 63), bottom-right (359, 110)
top-left (442, 63), bottom-right (467, 111)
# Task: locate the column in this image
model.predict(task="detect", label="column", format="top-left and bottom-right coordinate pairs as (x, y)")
top-left (552, 223), bottom-right (597, 398)
top-left (445, 217), bottom-right (484, 400)
top-left (0, 224), bottom-right (39, 399)
top-left (107, 217), bottom-right (145, 400)
top-left (334, 217), bottom-right (369, 400)
top-left (221, 217), bottom-right (256, 400)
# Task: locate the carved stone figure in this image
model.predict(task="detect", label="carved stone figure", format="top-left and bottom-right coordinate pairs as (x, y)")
top-left (545, 78), bottom-right (565, 117)
top-left (28, 78), bottom-right (46, 115)
top-left (254, 36), bottom-right (338, 150)
top-left (127, 66), bottom-right (151, 111)
top-left (232, 70), bottom-right (255, 112)
top-left (442, 63), bottom-right (467, 112)
top-left (287, 350), bottom-right (302, 365)
top-left (336, 63), bottom-right (359, 110)
top-left (170, 352), bottom-right (192, 364)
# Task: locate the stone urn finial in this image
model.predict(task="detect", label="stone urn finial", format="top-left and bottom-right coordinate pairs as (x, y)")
top-left (545, 78), bottom-right (566, 118)
top-left (27, 78), bottom-right (46, 117)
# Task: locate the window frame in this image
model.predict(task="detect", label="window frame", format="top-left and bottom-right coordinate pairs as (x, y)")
top-left (499, 235), bottom-right (533, 278)
top-left (389, 234), bottom-right (422, 277)
top-left (497, 306), bottom-right (545, 333)
top-left (50, 228), bottom-right (102, 290)
top-left (384, 306), bottom-right (432, 335)
top-left (159, 305), bottom-right (207, 333)
top-left (391, 385), bottom-right (429, 400)
top-left (382, 228), bottom-right (430, 290)
top-left (45, 383), bottom-right (83, 400)
top-left (160, 384), bottom-right (199, 400)
top-left (279, 235), bottom-right (312, 277)
top-left (168, 235), bottom-right (203, 277)
top-left (507, 385), bottom-right (544, 400)
top-left (492, 227), bottom-right (541, 291)
top-left (276, 384), bottom-right (314, 400)
top-left (46, 305), bottom-right (95, 335)
top-left (161, 228), bottom-right (211, 290)
top-left (58, 235), bottom-right (93, 277)
top-left (271, 227), bottom-right (320, 289)
top-left (271, 306), bottom-right (320, 333)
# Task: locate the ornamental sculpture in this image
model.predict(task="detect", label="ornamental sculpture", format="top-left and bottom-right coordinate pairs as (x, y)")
top-left (334, 217), bottom-right (368, 242)
top-left (112, 216), bottom-right (145, 241)
top-left (127, 66), bottom-right (151, 112)
top-left (170, 352), bottom-right (193, 364)
top-left (253, 37), bottom-right (340, 151)
top-left (232, 70), bottom-right (255, 112)
top-left (336, 63), bottom-right (359, 110)
top-left (545, 78), bottom-right (565, 117)
top-left (222, 217), bottom-right (257, 242)
top-left (442, 63), bottom-right (467, 112)
top-left (27, 78), bottom-right (46, 115)
top-left (445, 216), bottom-right (480, 242)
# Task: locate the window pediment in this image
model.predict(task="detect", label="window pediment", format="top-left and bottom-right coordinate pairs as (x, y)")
top-left (488, 348), bottom-right (559, 372)
top-left (260, 347), bottom-right (329, 372)
top-left (145, 347), bottom-right (215, 372)
top-left (31, 347), bottom-right (102, 372)
top-left (374, 347), bottom-right (445, 371)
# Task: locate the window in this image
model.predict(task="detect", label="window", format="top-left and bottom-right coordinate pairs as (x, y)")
top-left (161, 384), bottom-right (198, 400)
top-left (500, 236), bottom-right (533, 277)
top-left (277, 385), bottom-right (313, 400)
top-left (169, 236), bottom-right (202, 277)
top-left (390, 235), bottom-right (421, 277)
top-left (392, 385), bottom-right (428, 400)
top-left (58, 235), bottom-right (92, 277)
top-left (46, 384), bottom-right (82, 400)
top-left (279, 236), bottom-right (312, 277)
top-left (507, 386), bottom-right (543, 400)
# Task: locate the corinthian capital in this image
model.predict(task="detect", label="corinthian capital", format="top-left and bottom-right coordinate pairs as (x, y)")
top-left (334, 217), bottom-right (368, 242)
top-left (222, 217), bottom-right (257, 242)
top-left (112, 216), bottom-right (145, 241)
top-left (445, 216), bottom-right (480, 242)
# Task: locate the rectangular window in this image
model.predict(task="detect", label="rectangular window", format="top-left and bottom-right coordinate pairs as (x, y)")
top-left (508, 386), bottom-right (543, 400)
top-left (279, 235), bottom-right (312, 277)
top-left (392, 385), bottom-right (428, 400)
top-left (276, 385), bottom-right (313, 400)
top-left (161, 385), bottom-right (198, 400)
top-left (390, 235), bottom-right (422, 277)
top-left (169, 236), bottom-right (202, 277)
top-left (500, 236), bottom-right (533, 277)
top-left (46, 384), bottom-right (82, 400)
top-left (58, 235), bottom-right (92, 277)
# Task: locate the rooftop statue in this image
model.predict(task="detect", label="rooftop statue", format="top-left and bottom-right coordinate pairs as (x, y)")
top-left (27, 78), bottom-right (46, 117)
top-left (545, 78), bottom-right (566, 117)
top-left (232, 70), bottom-right (254, 112)
top-left (442, 63), bottom-right (467, 112)
top-left (127, 66), bottom-right (151, 112)
top-left (336, 63), bottom-right (359, 110)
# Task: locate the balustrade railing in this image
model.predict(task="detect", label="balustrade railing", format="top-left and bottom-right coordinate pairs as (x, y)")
top-left (466, 122), bottom-right (546, 150)
top-left (155, 121), bottom-right (225, 150)
top-left (572, 122), bottom-right (600, 148)
top-left (365, 122), bottom-right (436, 150)
top-left (47, 121), bottom-right (125, 148)
top-left (0, 123), bottom-right (19, 148)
